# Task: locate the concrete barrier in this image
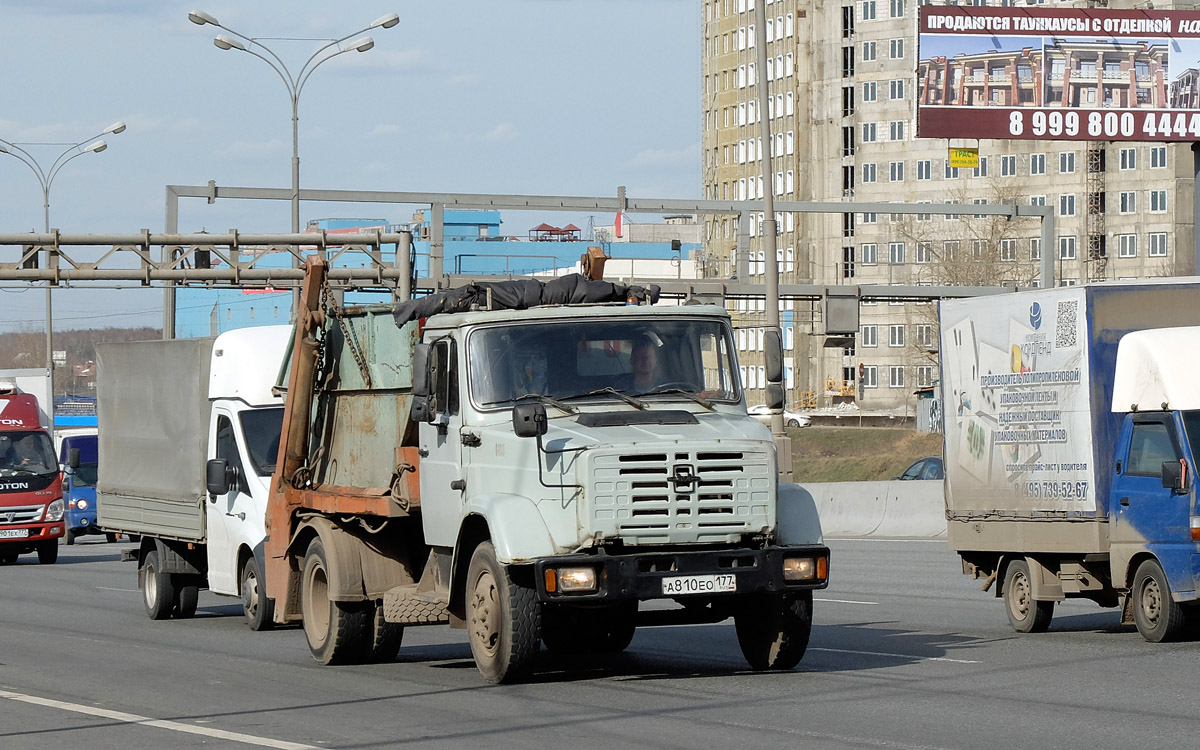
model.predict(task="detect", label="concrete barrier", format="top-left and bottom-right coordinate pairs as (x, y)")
top-left (796, 480), bottom-right (947, 539)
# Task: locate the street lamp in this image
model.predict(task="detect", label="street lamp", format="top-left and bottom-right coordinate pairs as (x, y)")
top-left (187, 10), bottom-right (399, 237)
top-left (0, 120), bottom-right (127, 423)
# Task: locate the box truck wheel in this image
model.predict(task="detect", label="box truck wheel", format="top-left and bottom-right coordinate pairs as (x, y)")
top-left (142, 550), bottom-right (176, 620)
top-left (734, 591), bottom-right (813, 670)
top-left (466, 541), bottom-right (541, 683)
top-left (174, 580), bottom-right (199, 619)
top-left (1132, 559), bottom-right (1185, 643)
top-left (300, 536), bottom-right (369, 665)
top-left (365, 601), bottom-right (404, 663)
top-left (36, 540), bottom-right (58, 565)
top-left (240, 556), bottom-right (275, 632)
top-left (1003, 560), bottom-right (1053, 633)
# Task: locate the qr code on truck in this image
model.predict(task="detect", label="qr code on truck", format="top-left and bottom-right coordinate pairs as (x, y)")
top-left (1056, 300), bottom-right (1078, 349)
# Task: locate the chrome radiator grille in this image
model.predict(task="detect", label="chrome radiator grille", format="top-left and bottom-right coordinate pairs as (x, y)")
top-left (588, 448), bottom-right (773, 544)
top-left (0, 505), bottom-right (44, 525)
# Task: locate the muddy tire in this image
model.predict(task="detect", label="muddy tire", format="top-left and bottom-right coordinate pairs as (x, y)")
top-left (240, 555), bottom-right (275, 632)
top-left (174, 580), bottom-right (199, 619)
top-left (735, 591), bottom-right (812, 671)
top-left (142, 549), bottom-right (175, 620)
top-left (37, 540), bottom-right (58, 565)
top-left (1003, 559), bottom-right (1053, 634)
top-left (466, 542), bottom-right (541, 683)
top-left (1132, 558), bottom-right (1185, 643)
top-left (365, 601), bottom-right (404, 663)
top-left (301, 536), bottom-right (369, 665)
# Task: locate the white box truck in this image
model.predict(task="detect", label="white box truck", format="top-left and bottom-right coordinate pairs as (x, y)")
top-left (941, 280), bottom-right (1200, 641)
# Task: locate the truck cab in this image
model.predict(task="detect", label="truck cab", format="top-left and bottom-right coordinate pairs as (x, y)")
top-left (0, 392), bottom-right (64, 564)
top-left (60, 433), bottom-right (111, 544)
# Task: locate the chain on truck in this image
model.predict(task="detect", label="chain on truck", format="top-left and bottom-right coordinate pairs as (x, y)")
top-left (260, 255), bottom-right (829, 683)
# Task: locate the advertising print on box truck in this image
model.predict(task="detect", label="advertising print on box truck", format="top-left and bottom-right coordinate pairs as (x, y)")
top-left (941, 280), bottom-right (1200, 641)
top-left (96, 327), bottom-right (289, 627)
top-left (0, 376), bottom-right (64, 564)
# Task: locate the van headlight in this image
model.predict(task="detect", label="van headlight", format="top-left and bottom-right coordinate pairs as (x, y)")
top-left (45, 499), bottom-right (65, 522)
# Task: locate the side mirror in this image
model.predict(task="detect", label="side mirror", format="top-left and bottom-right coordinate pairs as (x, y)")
top-left (68, 448), bottom-right (80, 469)
top-left (764, 328), bottom-right (784, 383)
top-left (1162, 460), bottom-right (1188, 493)
top-left (765, 382), bottom-right (786, 410)
top-left (412, 343), bottom-right (433, 397)
top-left (512, 402), bottom-right (548, 438)
top-left (409, 395), bottom-right (433, 424)
top-left (205, 458), bottom-right (234, 496)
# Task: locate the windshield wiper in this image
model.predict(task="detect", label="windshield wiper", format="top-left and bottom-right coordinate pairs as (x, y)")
top-left (636, 387), bottom-right (715, 410)
top-left (561, 387), bottom-right (647, 410)
top-left (513, 393), bottom-right (578, 414)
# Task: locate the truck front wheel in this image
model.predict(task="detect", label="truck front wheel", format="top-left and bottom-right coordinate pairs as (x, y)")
top-left (1003, 560), bottom-right (1054, 633)
top-left (734, 591), bottom-right (813, 670)
top-left (36, 540), bottom-right (58, 564)
top-left (466, 542), bottom-right (541, 683)
top-left (240, 556), bottom-right (275, 632)
top-left (142, 550), bottom-right (175, 620)
top-left (1132, 559), bottom-right (1185, 643)
top-left (301, 536), bottom-right (369, 665)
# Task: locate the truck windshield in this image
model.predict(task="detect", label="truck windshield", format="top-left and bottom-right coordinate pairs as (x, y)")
top-left (0, 431), bottom-right (58, 477)
top-left (468, 318), bottom-right (740, 409)
top-left (240, 407), bottom-right (285, 477)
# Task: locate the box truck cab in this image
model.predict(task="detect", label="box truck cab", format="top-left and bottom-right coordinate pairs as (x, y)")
top-left (59, 432), bottom-right (115, 544)
top-left (0, 390), bottom-right (64, 564)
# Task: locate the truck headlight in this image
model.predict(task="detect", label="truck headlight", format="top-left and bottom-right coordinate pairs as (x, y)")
top-left (545, 566), bottom-right (598, 594)
top-left (76, 498), bottom-right (88, 511)
top-left (45, 499), bottom-right (65, 523)
top-left (783, 555), bottom-right (828, 582)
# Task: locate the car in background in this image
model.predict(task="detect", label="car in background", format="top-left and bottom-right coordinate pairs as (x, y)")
top-left (894, 456), bottom-right (944, 481)
top-left (747, 404), bottom-right (811, 429)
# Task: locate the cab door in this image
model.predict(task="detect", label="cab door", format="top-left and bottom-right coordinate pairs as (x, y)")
top-left (418, 337), bottom-right (466, 548)
top-left (1110, 414), bottom-right (1194, 594)
top-left (205, 411), bottom-right (249, 594)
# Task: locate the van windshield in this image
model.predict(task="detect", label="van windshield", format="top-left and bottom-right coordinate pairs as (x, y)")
top-left (0, 431), bottom-right (58, 477)
top-left (240, 407), bottom-right (285, 477)
top-left (468, 318), bottom-right (740, 409)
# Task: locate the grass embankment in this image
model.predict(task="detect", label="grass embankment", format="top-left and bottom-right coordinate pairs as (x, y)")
top-left (789, 427), bottom-right (944, 483)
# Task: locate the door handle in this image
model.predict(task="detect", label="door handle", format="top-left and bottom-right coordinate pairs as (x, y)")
top-left (1120, 496), bottom-right (1130, 506)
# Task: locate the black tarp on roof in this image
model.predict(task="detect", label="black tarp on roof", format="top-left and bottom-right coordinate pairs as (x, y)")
top-left (391, 273), bottom-right (660, 327)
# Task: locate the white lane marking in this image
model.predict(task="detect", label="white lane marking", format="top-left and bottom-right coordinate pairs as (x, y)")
top-left (0, 689), bottom-right (319, 750)
top-left (815, 597), bottom-right (879, 605)
top-left (809, 647), bottom-right (980, 664)
top-left (95, 587), bottom-right (138, 592)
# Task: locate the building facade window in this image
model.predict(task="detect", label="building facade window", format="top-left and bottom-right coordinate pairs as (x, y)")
top-left (1059, 236), bottom-right (1077, 260)
top-left (1030, 153), bottom-right (1046, 175)
top-left (1150, 190), bottom-right (1168, 212)
top-left (861, 242), bottom-right (878, 264)
top-left (888, 366), bottom-right (905, 388)
top-left (1118, 234), bottom-right (1137, 258)
top-left (889, 241), bottom-right (905, 264)
top-left (1150, 232), bottom-right (1168, 256)
top-left (1059, 151), bottom-right (1076, 174)
top-left (888, 324), bottom-right (905, 347)
top-left (861, 324), bottom-right (878, 347)
top-left (1120, 147), bottom-right (1137, 170)
top-left (1119, 191), bottom-right (1136, 214)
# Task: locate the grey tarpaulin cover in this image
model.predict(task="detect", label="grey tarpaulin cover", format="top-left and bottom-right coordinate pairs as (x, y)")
top-left (391, 273), bottom-right (660, 327)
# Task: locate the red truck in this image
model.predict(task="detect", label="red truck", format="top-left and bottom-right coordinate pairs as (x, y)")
top-left (0, 386), bottom-right (64, 564)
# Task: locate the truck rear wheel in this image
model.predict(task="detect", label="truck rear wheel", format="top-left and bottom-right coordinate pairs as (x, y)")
top-left (37, 540), bottom-right (58, 564)
top-left (1132, 559), bottom-right (1185, 643)
top-left (1003, 560), bottom-right (1054, 633)
top-left (466, 542), bottom-right (541, 683)
top-left (365, 601), bottom-right (404, 663)
top-left (301, 536), bottom-right (369, 665)
top-left (142, 550), bottom-right (175, 620)
top-left (734, 591), bottom-right (812, 670)
top-left (240, 556), bottom-right (275, 632)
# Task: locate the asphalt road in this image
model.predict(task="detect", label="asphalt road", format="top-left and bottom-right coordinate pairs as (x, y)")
top-left (3, 537), bottom-right (1199, 750)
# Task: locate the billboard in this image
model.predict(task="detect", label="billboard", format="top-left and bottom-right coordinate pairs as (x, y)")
top-left (917, 7), bottom-right (1200, 141)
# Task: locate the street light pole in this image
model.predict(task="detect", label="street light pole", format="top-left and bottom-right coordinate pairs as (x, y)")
top-left (0, 121), bottom-right (126, 426)
top-left (187, 9), bottom-right (399, 318)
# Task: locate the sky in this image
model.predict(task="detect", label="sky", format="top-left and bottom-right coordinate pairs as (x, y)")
top-left (0, 0), bottom-right (701, 332)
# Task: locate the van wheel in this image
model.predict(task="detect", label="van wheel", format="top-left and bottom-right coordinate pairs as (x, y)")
top-left (65, 529), bottom-right (77, 545)
top-left (1132, 559), bottom-right (1185, 642)
top-left (174, 580), bottom-right (199, 619)
top-left (142, 550), bottom-right (175, 620)
top-left (301, 536), bottom-right (369, 665)
top-left (365, 601), bottom-right (404, 663)
top-left (466, 542), bottom-right (541, 683)
top-left (37, 540), bottom-right (58, 564)
top-left (240, 556), bottom-right (275, 632)
top-left (1003, 560), bottom-right (1054, 633)
top-left (735, 591), bottom-right (812, 670)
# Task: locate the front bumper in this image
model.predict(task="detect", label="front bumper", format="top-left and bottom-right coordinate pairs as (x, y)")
top-left (532, 544), bottom-right (830, 603)
top-left (0, 522), bottom-right (64, 548)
